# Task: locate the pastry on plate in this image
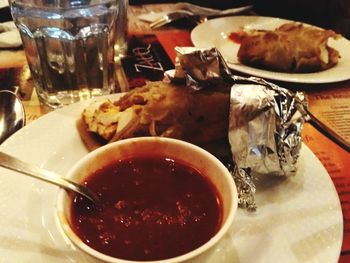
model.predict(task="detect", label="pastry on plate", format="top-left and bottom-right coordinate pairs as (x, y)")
top-left (234, 22), bottom-right (340, 73)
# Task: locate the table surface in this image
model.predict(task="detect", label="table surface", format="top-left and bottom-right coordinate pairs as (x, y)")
top-left (1, 3), bottom-right (350, 263)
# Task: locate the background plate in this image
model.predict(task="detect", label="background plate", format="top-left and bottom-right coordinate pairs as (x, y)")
top-left (191, 16), bottom-right (350, 84)
top-left (0, 95), bottom-right (343, 262)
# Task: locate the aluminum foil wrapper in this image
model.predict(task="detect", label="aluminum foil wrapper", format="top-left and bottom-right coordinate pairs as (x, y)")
top-left (165, 47), bottom-right (308, 211)
top-left (164, 46), bottom-right (231, 90)
top-left (229, 81), bottom-right (306, 210)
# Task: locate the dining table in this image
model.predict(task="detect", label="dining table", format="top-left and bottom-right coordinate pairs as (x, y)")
top-left (0, 2), bottom-right (349, 263)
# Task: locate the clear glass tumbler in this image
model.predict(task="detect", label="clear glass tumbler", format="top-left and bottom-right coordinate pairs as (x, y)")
top-left (9, 0), bottom-right (119, 109)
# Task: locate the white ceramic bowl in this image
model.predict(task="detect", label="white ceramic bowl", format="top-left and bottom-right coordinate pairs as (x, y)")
top-left (56, 137), bottom-right (238, 263)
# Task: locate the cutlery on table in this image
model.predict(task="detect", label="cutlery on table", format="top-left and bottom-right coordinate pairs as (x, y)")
top-left (148, 5), bottom-right (253, 29)
top-left (0, 89), bottom-right (25, 144)
top-left (0, 151), bottom-right (100, 205)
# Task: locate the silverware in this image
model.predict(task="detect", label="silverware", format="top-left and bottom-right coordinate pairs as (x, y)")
top-left (0, 152), bottom-right (100, 205)
top-left (304, 109), bottom-right (350, 153)
top-left (149, 5), bottom-right (253, 29)
top-left (0, 89), bottom-right (25, 144)
top-left (150, 11), bottom-right (203, 29)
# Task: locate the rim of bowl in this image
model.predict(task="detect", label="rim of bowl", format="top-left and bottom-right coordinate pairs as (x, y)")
top-left (56, 137), bottom-right (238, 263)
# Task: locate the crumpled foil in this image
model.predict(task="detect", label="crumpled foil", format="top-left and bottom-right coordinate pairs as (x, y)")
top-left (229, 81), bottom-right (306, 211)
top-left (164, 46), bottom-right (231, 90)
top-left (165, 47), bottom-right (308, 211)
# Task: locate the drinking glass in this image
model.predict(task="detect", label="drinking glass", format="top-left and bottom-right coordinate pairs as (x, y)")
top-left (9, 0), bottom-right (119, 109)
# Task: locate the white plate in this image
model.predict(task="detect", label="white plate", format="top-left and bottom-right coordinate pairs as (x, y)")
top-left (191, 16), bottom-right (350, 84)
top-left (0, 95), bottom-right (343, 262)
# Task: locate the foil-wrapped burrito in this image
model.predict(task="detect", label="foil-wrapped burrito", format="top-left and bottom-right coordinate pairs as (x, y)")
top-left (167, 47), bottom-right (308, 211)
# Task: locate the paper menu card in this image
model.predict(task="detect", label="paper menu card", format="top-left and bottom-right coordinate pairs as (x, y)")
top-left (304, 84), bottom-right (350, 261)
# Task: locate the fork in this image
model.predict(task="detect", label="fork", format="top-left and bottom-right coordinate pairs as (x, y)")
top-left (149, 5), bottom-right (254, 29)
top-left (149, 11), bottom-right (204, 29)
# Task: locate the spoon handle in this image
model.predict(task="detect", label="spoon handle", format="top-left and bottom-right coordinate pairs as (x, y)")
top-left (305, 110), bottom-right (350, 153)
top-left (0, 152), bottom-right (99, 203)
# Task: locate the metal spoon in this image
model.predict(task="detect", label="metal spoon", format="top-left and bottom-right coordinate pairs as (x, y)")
top-left (0, 89), bottom-right (25, 144)
top-left (0, 151), bottom-right (100, 205)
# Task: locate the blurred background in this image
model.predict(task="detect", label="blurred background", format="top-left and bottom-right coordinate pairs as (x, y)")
top-left (129, 0), bottom-right (350, 39)
top-left (1, 0), bottom-right (349, 38)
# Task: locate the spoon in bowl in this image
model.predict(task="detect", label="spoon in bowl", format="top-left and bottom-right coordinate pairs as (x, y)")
top-left (0, 151), bottom-right (100, 205)
top-left (0, 90), bottom-right (99, 205)
top-left (0, 89), bottom-right (25, 144)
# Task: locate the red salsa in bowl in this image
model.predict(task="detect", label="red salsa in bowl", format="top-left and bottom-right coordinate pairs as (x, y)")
top-left (57, 137), bottom-right (237, 263)
top-left (70, 155), bottom-right (222, 261)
